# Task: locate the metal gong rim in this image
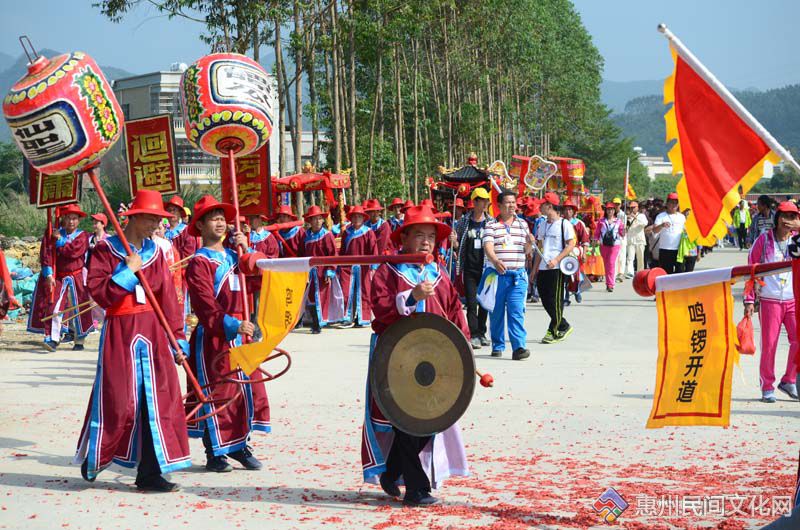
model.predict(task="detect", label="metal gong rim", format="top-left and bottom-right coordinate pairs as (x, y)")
top-left (370, 313), bottom-right (475, 437)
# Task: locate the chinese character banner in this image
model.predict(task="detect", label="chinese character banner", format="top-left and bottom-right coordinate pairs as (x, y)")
top-left (124, 114), bottom-right (179, 197)
top-left (647, 281), bottom-right (737, 428)
top-left (221, 143), bottom-right (269, 216)
top-left (36, 171), bottom-right (81, 208)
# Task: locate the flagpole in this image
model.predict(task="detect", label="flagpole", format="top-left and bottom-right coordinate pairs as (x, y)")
top-left (658, 23), bottom-right (800, 173)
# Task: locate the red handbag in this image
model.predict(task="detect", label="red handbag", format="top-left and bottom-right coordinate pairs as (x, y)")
top-left (736, 315), bottom-right (756, 355)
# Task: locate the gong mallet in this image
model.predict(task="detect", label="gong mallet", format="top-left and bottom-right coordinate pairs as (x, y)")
top-left (476, 369), bottom-right (494, 388)
top-left (41, 299), bottom-right (95, 321)
top-left (60, 302), bottom-right (98, 324)
top-left (84, 167), bottom-right (211, 418)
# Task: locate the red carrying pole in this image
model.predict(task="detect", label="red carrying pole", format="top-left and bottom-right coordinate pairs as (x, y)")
top-left (47, 207), bottom-right (55, 303)
top-left (308, 253), bottom-right (433, 267)
top-left (227, 149), bottom-right (251, 323)
top-left (84, 168), bottom-right (206, 401)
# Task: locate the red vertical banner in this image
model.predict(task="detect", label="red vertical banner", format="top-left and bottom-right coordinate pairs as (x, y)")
top-left (36, 172), bottom-right (81, 208)
top-left (24, 159), bottom-right (39, 205)
top-left (221, 143), bottom-right (269, 217)
top-left (124, 114), bottom-right (179, 197)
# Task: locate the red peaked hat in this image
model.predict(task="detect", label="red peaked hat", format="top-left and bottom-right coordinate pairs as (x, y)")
top-left (163, 195), bottom-right (185, 213)
top-left (274, 205), bottom-right (298, 221)
top-left (364, 199), bottom-right (383, 212)
top-left (124, 190), bottom-right (172, 218)
top-left (389, 197), bottom-right (404, 209)
top-left (188, 195), bottom-right (236, 236)
top-left (347, 205), bottom-right (367, 221)
top-left (303, 205), bottom-right (327, 221)
top-left (390, 205), bottom-right (451, 246)
top-left (401, 200), bottom-right (415, 212)
top-left (57, 203), bottom-right (86, 218)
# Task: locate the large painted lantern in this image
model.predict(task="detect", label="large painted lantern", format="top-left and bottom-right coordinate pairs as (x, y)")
top-left (2, 51), bottom-right (123, 175)
top-left (180, 53), bottom-right (274, 158)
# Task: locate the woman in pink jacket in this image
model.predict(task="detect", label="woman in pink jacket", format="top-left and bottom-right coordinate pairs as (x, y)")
top-left (594, 202), bottom-right (626, 292)
top-left (745, 201), bottom-right (800, 403)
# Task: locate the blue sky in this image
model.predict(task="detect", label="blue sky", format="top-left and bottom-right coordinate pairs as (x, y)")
top-left (1, 0), bottom-right (798, 89)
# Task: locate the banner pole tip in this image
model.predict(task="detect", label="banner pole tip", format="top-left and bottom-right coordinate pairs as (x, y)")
top-left (657, 23), bottom-right (668, 33)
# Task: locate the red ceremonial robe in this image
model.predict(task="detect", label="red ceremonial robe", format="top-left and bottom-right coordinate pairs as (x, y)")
top-left (247, 228), bottom-right (279, 299)
top-left (365, 218), bottom-right (393, 255)
top-left (186, 247), bottom-right (271, 455)
top-left (75, 236), bottom-right (191, 479)
top-left (339, 225), bottom-right (378, 326)
top-left (361, 261), bottom-right (470, 486)
top-left (302, 227), bottom-right (339, 326)
top-left (278, 226), bottom-right (305, 258)
top-left (28, 227), bottom-right (94, 341)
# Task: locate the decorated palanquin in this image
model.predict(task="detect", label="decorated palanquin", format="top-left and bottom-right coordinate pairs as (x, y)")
top-left (429, 154), bottom-right (493, 213)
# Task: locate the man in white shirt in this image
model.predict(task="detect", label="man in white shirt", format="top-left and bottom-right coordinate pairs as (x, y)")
top-left (624, 201), bottom-right (648, 278)
top-left (651, 192), bottom-right (686, 274)
top-left (533, 193), bottom-right (576, 344)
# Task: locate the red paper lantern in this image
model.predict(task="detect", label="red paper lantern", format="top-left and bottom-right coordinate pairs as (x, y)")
top-left (180, 53), bottom-right (274, 158)
top-left (2, 51), bottom-right (123, 175)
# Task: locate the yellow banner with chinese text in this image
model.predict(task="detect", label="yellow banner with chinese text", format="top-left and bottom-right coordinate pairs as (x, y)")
top-left (228, 270), bottom-right (308, 375)
top-left (647, 281), bottom-right (737, 428)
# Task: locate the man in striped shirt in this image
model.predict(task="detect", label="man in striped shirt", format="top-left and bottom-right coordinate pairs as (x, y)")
top-left (483, 189), bottom-right (533, 360)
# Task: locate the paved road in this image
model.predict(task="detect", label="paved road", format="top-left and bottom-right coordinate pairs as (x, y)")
top-left (0, 248), bottom-right (796, 529)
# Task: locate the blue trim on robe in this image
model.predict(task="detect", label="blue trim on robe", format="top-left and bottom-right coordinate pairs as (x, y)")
top-left (249, 228), bottom-right (269, 244)
top-left (304, 227), bottom-right (329, 244)
top-left (364, 218), bottom-right (385, 232)
top-left (363, 333), bottom-right (390, 481)
top-left (55, 228), bottom-right (83, 248)
top-left (84, 323), bottom-right (109, 480)
top-left (389, 217), bottom-right (403, 231)
top-left (164, 222), bottom-right (187, 241)
top-left (344, 265), bottom-right (369, 326)
top-left (279, 226), bottom-right (301, 240)
top-left (343, 225), bottom-right (370, 250)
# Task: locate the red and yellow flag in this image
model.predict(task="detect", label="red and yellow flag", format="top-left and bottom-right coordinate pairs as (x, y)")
top-left (647, 278), bottom-right (737, 428)
top-left (625, 183), bottom-right (636, 201)
top-left (664, 47), bottom-right (780, 246)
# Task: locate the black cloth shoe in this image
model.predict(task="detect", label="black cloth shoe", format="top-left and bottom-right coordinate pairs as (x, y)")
top-left (80, 459), bottom-right (95, 482)
top-left (491, 350), bottom-right (502, 357)
top-left (72, 344), bottom-right (85, 351)
top-left (479, 336), bottom-right (491, 347)
top-left (311, 328), bottom-right (322, 334)
top-left (228, 447), bottom-right (262, 470)
top-left (512, 348), bottom-right (530, 361)
top-left (135, 475), bottom-right (180, 492)
top-left (403, 489), bottom-right (439, 506)
top-left (379, 473), bottom-right (401, 497)
top-left (206, 455), bottom-right (233, 472)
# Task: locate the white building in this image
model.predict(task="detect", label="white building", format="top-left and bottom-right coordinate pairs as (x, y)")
top-left (634, 146), bottom-right (673, 180)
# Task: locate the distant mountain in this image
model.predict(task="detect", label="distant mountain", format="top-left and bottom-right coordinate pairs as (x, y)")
top-left (0, 52), bottom-right (13, 72)
top-left (601, 79), bottom-right (664, 113)
top-left (612, 84), bottom-right (800, 159)
top-left (0, 49), bottom-right (135, 143)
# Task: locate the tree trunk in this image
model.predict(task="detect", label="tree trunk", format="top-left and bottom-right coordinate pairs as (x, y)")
top-left (395, 44), bottom-right (406, 190)
top-left (293, 1), bottom-right (304, 211)
top-left (274, 18), bottom-right (286, 178)
top-left (366, 49), bottom-right (383, 198)
top-left (347, 0), bottom-right (359, 201)
top-left (329, 1), bottom-right (342, 173)
top-left (412, 39), bottom-right (420, 203)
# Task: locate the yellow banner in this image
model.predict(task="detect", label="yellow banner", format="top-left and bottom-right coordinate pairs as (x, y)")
top-left (228, 270), bottom-right (308, 374)
top-left (647, 281), bottom-right (737, 428)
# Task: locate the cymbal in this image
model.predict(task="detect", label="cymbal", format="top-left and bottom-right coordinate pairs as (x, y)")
top-left (370, 313), bottom-right (475, 437)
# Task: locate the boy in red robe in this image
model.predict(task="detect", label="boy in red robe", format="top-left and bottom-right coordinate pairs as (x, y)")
top-left (164, 196), bottom-right (196, 318)
top-left (365, 199), bottom-right (393, 255)
top-left (185, 195), bottom-right (269, 473)
top-left (387, 198), bottom-right (405, 232)
top-left (274, 205), bottom-right (305, 257)
top-left (339, 205), bottom-right (378, 327)
top-left (75, 190), bottom-right (190, 491)
top-left (301, 206), bottom-right (339, 332)
top-left (28, 203), bottom-right (94, 351)
top-left (362, 205), bottom-right (469, 506)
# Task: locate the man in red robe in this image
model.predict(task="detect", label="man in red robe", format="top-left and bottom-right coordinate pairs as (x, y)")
top-left (387, 198), bottom-right (405, 232)
top-left (365, 199), bottom-right (393, 255)
top-left (301, 206), bottom-right (339, 333)
top-left (28, 203), bottom-right (94, 351)
top-left (246, 213), bottom-right (279, 339)
top-left (164, 196), bottom-right (197, 317)
top-left (274, 205), bottom-right (305, 258)
top-left (75, 190), bottom-right (190, 492)
top-left (339, 205), bottom-right (378, 327)
top-left (185, 195), bottom-right (269, 473)
top-left (362, 205), bottom-right (469, 506)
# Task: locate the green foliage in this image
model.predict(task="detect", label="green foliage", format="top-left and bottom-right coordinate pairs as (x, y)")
top-left (0, 192), bottom-right (47, 237)
top-left (648, 174), bottom-right (681, 199)
top-left (752, 166), bottom-right (800, 193)
top-left (0, 141), bottom-right (24, 194)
